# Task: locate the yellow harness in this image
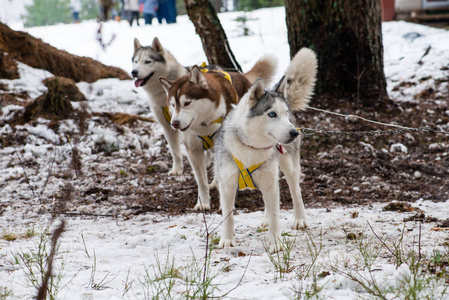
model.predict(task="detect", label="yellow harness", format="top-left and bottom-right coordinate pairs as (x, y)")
top-left (200, 62), bottom-right (233, 83)
top-left (232, 155), bottom-right (265, 190)
top-left (162, 106), bottom-right (171, 124)
top-left (230, 141), bottom-right (292, 190)
top-left (197, 117), bottom-right (223, 151)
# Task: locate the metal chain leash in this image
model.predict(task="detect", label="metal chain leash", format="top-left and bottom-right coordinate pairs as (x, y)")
top-left (298, 126), bottom-right (435, 137)
top-left (297, 107), bottom-right (449, 137)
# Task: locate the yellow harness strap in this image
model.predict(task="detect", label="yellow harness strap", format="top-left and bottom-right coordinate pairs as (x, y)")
top-left (198, 131), bottom-right (217, 151)
top-left (200, 62), bottom-right (233, 84)
top-left (232, 155), bottom-right (265, 190)
top-left (200, 62), bottom-right (238, 104)
top-left (162, 106), bottom-right (171, 124)
top-left (212, 117), bottom-right (223, 124)
top-left (197, 116), bottom-right (223, 151)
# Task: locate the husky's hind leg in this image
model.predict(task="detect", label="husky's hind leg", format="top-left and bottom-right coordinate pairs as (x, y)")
top-left (280, 152), bottom-right (308, 229)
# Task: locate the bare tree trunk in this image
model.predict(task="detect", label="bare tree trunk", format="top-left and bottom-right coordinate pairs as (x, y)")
top-left (285, 0), bottom-right (390, 106)
top-left (183, 0), bottom-right (242, 72)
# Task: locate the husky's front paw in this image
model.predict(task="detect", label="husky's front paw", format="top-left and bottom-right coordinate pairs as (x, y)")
top-left (219, 238), bottom-right (235, 248)
top-left (193, 202), bottom-right (210, 211)
top-left (168, 168), bottom-right (183, 176)
top-left (269, 240), bottom-right (285, 253)
top-left (293, 218), bottom-right (309, 230)
top-left (260, 219), bottom-right (269, 228)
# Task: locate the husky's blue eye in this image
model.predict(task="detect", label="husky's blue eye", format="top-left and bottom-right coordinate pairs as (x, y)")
top-left (268, 111), bottom-right (277, 118)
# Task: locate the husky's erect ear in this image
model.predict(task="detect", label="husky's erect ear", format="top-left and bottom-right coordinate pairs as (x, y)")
top-left (152, 37), bottom-right (164, 53)
top-left (247, 79), bottom-right (265, 108)
top-left (189, 66), bottom-right (208, 89)
top-left (283, 48), bottom-right (318, 111)
top-left (274, 75), bottom-right (286, 97)
top-left (159, 77), bottom-right (173, 95)
top-left (134, 38), bottom-right (142, 52)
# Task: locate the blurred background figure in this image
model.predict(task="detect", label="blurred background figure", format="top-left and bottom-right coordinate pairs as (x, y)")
top-left (124, 0), bottom-right (140, 26)
top-left (156, 0), bottom-right (176, 24)
top-left (70, 0), bottom-right (82, 23)
top-left (98, 0), bottom-right (113, 21)
top-left (140, 0), bottom-right (158, 25)
top-left (118, 0), bottom-right (125, 20)
top-left (166, 0), bottom-right (176, 23)
top-left (156, 0), bottom-right (167, 24)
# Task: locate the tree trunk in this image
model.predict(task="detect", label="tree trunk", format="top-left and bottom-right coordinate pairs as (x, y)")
top-left (285, 0), bottom-right (389, 105)
top-left (183, 0), bottom-right (242, 72)
top-left (0, 22), bottom-right (130, 83)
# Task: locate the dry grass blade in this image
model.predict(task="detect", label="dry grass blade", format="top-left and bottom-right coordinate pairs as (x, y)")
top-left (36, 219), bottom-right (66, 300)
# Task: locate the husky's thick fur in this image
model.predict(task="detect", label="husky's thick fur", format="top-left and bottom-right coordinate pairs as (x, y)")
top-left (132, 37), bottom-right (188, 175)
top-left (215, 48), bottom-right (318, 252)
top-left (159, 56), bottom-right (277, 210)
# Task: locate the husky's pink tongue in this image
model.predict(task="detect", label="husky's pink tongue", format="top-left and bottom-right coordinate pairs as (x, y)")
top-left (134, 79), bottom-right (144, 87)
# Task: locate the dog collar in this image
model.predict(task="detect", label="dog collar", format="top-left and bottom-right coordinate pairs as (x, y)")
top-left (239, 138), bottom-right (285, 154)
top-left (239, 138), bottom-right (273, 151)
top-left (239, 139), bottom-right (272, 151)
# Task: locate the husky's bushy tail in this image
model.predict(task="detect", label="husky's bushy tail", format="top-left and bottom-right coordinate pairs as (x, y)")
top-left (244, 55), bottom-right (277, 86)
top-left (276, 48), bottom-right (318, 111)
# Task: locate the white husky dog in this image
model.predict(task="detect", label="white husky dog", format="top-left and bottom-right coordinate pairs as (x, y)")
top-left (159, 57), bottom-right (277, 210)
top-left (215, 48), bottom-right (318, 252)
top-left (132, 37), bottom-right (188, 175)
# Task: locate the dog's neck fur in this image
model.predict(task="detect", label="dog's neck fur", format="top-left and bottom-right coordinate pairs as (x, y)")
top-left (189, 98), bottom-right (227, 136)
top-left (222, 114), bottom-right (276, 167)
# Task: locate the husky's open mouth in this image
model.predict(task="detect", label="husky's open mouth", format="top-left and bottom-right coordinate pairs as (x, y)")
top-left (134, 72), bottom-right (154, 87)
top-left (180, 119), bottom-right (194, 132)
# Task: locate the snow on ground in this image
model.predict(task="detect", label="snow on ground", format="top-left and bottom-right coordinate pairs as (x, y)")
top-left (1, 7), bottom-right (449, 299)
top-left (1, 200), bottom-right (449, 299)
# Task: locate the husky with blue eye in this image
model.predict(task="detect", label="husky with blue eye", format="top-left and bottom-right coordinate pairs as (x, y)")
top-left (215, 48), bottom-right (318, 252)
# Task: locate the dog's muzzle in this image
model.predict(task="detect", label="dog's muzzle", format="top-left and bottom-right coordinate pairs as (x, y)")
top-left (133, 71), bottom-right (154, 87)
top-left (286, 129), bottom-right (299, 143)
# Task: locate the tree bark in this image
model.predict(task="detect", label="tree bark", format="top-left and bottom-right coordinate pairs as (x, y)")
top-left (0, 22), bottom-right (130, 83)
top-left (183, 0), bottom-right (242, 72)
top-left (285, 0), bottom-right (389, 105)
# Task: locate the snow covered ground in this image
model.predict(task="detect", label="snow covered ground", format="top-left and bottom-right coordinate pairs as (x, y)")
top-left (1, 7), bottom-right (449, 299)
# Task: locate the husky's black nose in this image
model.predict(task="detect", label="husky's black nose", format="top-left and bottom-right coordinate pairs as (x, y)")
top-left (289, 129), bottom-right (299, 139)
top-left (172, 120), bottom-right (180, 129)
top-left (131, 70), bottom-right (138, 77)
